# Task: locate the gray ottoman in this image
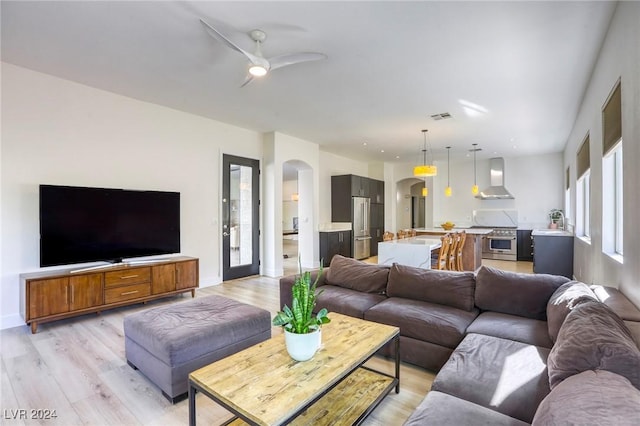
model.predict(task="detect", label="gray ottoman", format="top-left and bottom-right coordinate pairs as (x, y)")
top-left (123, 295), bottom-right (271, 403)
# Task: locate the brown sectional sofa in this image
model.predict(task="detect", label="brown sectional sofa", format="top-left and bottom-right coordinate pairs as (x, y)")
top-left (279, 255), bottom-right (640, 424)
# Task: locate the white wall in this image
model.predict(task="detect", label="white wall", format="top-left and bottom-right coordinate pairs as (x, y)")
top-left (386, 153), bottom-right (563, 232)
top-left (262, 132), bottom-right (320, 276)
top-left (562, 2), bottom-right (640, 305)
top-left (1, 63), bottom-right (264, 328)
top-left (431, 153), bottom-right (564, 229)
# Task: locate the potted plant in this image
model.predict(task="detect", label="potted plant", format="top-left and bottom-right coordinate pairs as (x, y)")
top-left (272, 263), bottom-right (331, 361)
top-left (549, 209), bottom-right (563, 229)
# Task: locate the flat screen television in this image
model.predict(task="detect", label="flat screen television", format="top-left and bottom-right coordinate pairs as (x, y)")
top-left (39, 184), bottom-right (180, 267)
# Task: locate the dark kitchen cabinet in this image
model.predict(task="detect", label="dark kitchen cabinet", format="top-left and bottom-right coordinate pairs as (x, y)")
top-left (370, 204), bottom-right (384, 229)
top-left (331, 175), bottom-right (385, 260)
top-left (370, 203), bottom-right (385, 257)
top-left (533, 234), bottom-right (574, 278)
top-left (331, 175), bottom-right (352, 222)
top-left (517, 230), bottom-right (534, 261)
top-left (370, 179), bottom-right (385, 204)
top-left (350, 175), bottom-right (370, 197)
top-left (370, 228), bottom-right (382, 256)
top-left (319, 231), bottom-right (351, 267)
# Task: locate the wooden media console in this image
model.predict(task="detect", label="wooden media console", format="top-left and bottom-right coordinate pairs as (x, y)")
top-left (20, 256), bottom-right (199, 333)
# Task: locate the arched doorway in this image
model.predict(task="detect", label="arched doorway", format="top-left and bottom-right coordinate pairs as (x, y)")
top-left (282, 160), bottom-right (313, 275)
top-left (395, 178), bottom-right (429, 231)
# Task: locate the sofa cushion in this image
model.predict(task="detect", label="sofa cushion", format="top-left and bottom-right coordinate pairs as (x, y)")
top-left (548, 300), bottom-right (640, 390)
top-left (546, 280), bottom-right (597, 343)
top-left (591, 285), bottom-right (640, 321)
top-left (364, 298), bottom-right (478, 349)
top-left (432, 333), bottom-right (551, 423)
top-left (475, 266), bottom-right (569, 320)
top-left (532, 370), bottom-right (640, 426)
top-left (626, 320), bottom-right (640, 348)
top-left (405, 391), bottom-right (529, 426)
top-left (316, 285), bottom-right (386, 319)
top-left (387, 263), bottom-right (476, 312)
top-left (466, 312), bottom-right (553, 348)
top-left (325, 255), bottom-right (389, 294)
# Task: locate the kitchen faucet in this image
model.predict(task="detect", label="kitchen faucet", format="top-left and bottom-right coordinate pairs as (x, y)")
top-left (558, 211), bottom-right (566, 231)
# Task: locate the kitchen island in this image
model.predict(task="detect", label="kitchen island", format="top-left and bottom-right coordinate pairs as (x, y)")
top-left (378, 237), bottom-right (441, 269)
top-left (413, 228), bottom-right (492, 271)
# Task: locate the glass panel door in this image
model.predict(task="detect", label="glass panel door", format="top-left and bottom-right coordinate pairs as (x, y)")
top-left (222, 155), bottom-right (259, 280)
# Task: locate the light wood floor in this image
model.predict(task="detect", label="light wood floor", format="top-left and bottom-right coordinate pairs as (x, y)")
top-left (0, 259), bottom-right (531, 425)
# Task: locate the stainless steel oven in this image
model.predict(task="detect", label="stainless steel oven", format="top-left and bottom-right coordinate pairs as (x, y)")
top-left (482, 228), bottom-right (517, 261)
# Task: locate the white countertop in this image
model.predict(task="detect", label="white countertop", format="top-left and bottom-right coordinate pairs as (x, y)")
top-left (532, 229), bottom-right (573, 237)
top-left (414, 228), bottom-right (493, 235)
top-left (318, 222), bottom-right (351, 232)
top-left (379, 236), bottom-right (442, 246)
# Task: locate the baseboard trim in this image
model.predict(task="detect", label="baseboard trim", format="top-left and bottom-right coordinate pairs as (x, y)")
top-left (263, 267), bottom-right (283, 278)
top-left (1, 313), bottom-right (25, 331)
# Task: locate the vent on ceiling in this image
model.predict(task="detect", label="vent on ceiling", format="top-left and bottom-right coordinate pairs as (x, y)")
top-left (430, 112), bottom-right (452, 120)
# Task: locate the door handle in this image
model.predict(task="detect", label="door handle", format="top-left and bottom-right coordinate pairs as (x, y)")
top-left (223, 232), bottom-right (230, 237)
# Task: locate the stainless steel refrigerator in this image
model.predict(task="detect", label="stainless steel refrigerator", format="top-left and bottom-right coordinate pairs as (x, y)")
top-left (352, 197), bottom-right (371, 259)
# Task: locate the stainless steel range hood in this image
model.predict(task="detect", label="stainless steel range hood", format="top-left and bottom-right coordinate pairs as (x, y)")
top-left (477, 157), bottom-right (514, 200)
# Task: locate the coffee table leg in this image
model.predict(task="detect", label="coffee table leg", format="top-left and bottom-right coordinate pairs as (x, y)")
top-left (395, 334), bottom-right (400, 393)
top-left (189, 383), bottom-right (197, 426)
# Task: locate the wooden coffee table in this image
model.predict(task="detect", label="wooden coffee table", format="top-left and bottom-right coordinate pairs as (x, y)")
top-left (188, 313), bottom-right (400, 425)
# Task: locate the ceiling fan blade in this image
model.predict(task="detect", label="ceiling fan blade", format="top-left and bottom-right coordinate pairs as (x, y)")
top-left (240, 74), bottom-right (254, 88)
top-left (268, 52), bottom-right (327, 71)
top-left (199, 18), bottom-right (262, 64)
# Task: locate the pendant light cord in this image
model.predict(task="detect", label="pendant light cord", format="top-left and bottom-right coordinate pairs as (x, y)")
top-left (447, 146), bottom-right (451, 186)
top-left (473, 143), bottom-right (478, 185)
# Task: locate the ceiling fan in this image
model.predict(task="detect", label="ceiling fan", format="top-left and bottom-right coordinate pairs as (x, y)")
top-left (200, 19), bottom-right (327, 87)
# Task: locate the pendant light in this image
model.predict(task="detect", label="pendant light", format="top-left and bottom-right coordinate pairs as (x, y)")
top-left (445, 146), bottom-right (452, 197)
top-left (470, 143), bottom-right (481, 195)
top-left (414, 129), bottom-right (437, 177)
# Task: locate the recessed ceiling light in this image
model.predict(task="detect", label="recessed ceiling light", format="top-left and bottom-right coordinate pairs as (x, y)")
top-left (363, 142), bottom-right (367, 146)
top-left (381, 150), bottom-right (385, 153)
top-left (396, 156), bottom-right (400, 159)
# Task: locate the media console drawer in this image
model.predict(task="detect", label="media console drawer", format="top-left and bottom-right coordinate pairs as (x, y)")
top-left (105, 283), bottom-right (151, 304)
top-left (104, 267), bottom-right (151, 288)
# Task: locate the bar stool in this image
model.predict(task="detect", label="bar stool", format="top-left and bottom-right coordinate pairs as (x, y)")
top-left (448, 232), bottom-right (461, 270)
top-left (432, 233), bottom-right (453, 270)
top-left (397, 230), bottom-right (407, 239)
top-left (455, 231), bottom-right (467, 271)
top-left (383, 231), bottom-right (395, 241)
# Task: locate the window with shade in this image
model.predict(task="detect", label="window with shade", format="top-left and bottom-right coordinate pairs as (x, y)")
top-left (576, 134), bottom-right (590, 240)
top-left (602, 81), bottom-right (623, 259)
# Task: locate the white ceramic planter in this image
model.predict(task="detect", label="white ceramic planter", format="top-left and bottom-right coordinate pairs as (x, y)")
top-left (284, 328), bottom-right (321, 361)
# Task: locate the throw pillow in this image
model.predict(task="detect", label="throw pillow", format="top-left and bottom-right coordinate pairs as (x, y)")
top-left (386, 263), bottom-right (476, 312)
top-left (475, 266), bottom-right (569, 320)
top-left (546, 281), bottom-right (597, 343)
top-left (325, 255), bottom-right (389, 294)
top-left (548, 301), bottom-right (640, 390)
top-left (532, 370), bottom-right (640, 426)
